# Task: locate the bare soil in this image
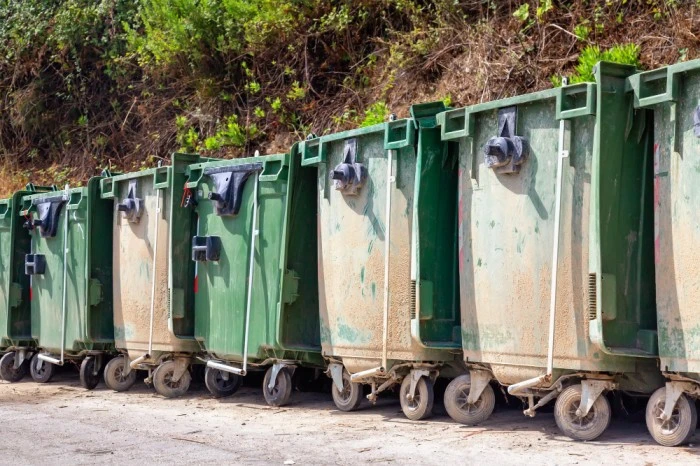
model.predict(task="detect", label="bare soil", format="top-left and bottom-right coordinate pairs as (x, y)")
top-left (0, 369), bottom-right (698, 465)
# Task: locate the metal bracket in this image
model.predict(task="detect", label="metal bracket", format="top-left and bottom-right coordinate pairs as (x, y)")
top-left (13, 349), bottom-right (28, 369)
top-left (117, 180), bottom-right (143, 223)
top-left (577, 380), bottom-right (615, 417)
top-left (170, 358), bottom-right (190, 384)
top-left (92, 354), bottom-right (103, 376)
top-left (483, 106), bottom-right (530, 175)
top-left (329, 363), bottom-right (345, 392)
top-left (406, 369), bottom-right (430, 402)
top-left (330, 138), bottom-right (367, 195)
top-left (122, 357), bottom-right (132, 377)
top-left (466, 370), bottom-right (492, 405)
top-left (662, 381), bottom-right (697, 421)
top-left (267, 363), bottom-right (291, 391)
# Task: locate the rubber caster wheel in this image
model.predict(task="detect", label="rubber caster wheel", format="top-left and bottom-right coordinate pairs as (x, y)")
top-left (0, 352), bottom-right (29, 382)
top-left (400, 375), bottom-right (435, 421)
top-left (554, 384), bottom-right (611, 441)
top-left (263, 366), bottom-right (293, 407)
top-left (205, 367), bottom-right (242, 398)
top-left (104, 356), bottom-right (137, 392)
top-left (80, 356), bottom-right (102, 390)
top-left (153, 360), bottom-right (191, 398)
top-left (331, 368), bottom-right (363, 412)
top-left (645, 387), bottom-right (697, 447)
top-left (444, 374), bottom-right (495, 425)
top-left (30, 355), bottom-right (56, 383)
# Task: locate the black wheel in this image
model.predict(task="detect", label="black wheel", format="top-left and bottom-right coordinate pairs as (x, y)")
top-left (646, 387), bottom-right (698, 447)
top-left (444, 374), bottom-right (495, 425)
top-left (554, 384), bottom-right (611, 441)
top-left (0, 352), bottom-right (28, 382)
top-left (104, 356), bottom-right (137, 392)
top-left (263, 366), bottom-right (293, 407)
top-left (204, 366), bottom-right (242, 398)
top-left (79, 357), bottom-right (102, 390)
top-left (30, 355), bottom-right (56, 383)
top-left (153, 360), bottom-right (191, 398)
top-left (400, 375), bottom-right (435, 421)
top-left (331, 368), bottom-right (363, 412)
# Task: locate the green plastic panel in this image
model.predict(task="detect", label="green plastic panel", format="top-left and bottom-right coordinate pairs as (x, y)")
top-left (446, 62), bottom-right (659, 389)
top-left (22, 178), bottom-right (114, 356)
top-left (0, 187), bottom-right (55, 349)
top-left (632, 59), bottom-right (700, 377)
top-left (185, 151), bottom-right (322, 366)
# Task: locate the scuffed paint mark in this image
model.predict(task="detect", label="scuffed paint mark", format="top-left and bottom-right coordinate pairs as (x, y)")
top-left (319, 323), bottom-right (331, 344)
top-left (371, 282), bottom-right (376, 300)
top-left (477, 258), bottom-right (483, 267)
top-left (335, 317), bottom-right (371, 344)
top-left (367, 240), bottom-right (374, 254)
top-left (516, 235), bottom-right (525, 254)
top-left (360, 266), bottom-right (365, 283)
top-left (489, 220), bottom-right (495, 228)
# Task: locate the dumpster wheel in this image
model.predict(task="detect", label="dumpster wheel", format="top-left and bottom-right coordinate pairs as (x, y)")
top-left (263, 366), bottom-right (293, 407)
top-left (444, 374), bottom-right (495, 425)
top-left (331, 368), bottom-right (363, 412)
top-left (153, 360), bottom-right (191, 398)
top-left (204, 366), bottom-right (242, 398)
top-left (645, 387), bottom-right (697, 447)
top-left (554, 384), bottom-right (611, 441)
top-left (30, 355), bottom-right (55, 384)
top-left (399, 375), bottom-right (434, 421)
top-left (0, 352), bottom-right (29, 383)
top-left (104, 356), bottom-right (137, 392)
top-left (80, 356), bottom-right (102, 390)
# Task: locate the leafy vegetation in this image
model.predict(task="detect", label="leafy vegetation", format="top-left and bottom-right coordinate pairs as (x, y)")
top-left (0, 0), bottom-right (697, 194)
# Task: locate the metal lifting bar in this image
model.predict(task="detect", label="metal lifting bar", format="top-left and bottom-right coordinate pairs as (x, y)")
top-left (240, 171), bottom-right (260, 377)
top-left (508, 83), bottom-right (569, 398)
top-left (59, 184), bottom-right (70, 365)
top-left (351, 147), bottom-right (394, 384)
top-left (147, 184), bottom-right (161, 359)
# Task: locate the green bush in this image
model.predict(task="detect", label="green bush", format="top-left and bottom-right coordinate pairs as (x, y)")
top-left (551, 43), bottom-right (641, 86)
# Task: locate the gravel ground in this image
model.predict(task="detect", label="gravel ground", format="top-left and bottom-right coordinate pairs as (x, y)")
top-left (0, 368), bottom-right (698, 465)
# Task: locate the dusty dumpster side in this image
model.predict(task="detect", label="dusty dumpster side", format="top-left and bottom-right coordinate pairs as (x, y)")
top-left (628, 58), bottom-right (700, 446)
top-left (439, 61), bottom-right (663, 440)
top-left (300, 102), bottom-right (463, 420)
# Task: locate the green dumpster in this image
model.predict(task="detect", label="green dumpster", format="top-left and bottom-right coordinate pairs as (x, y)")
top-left (19, 177), bottom-right (115, 389)
top-left (300, 102), bottom-right (462, 420)
top-left (100, 157), bottom-right (202, 397)
top-left (439, 62), bottom-right (663, 440)
top-left (628, 59), bottom-right (700, 446)
top-left (181, 150), bottom-right (322, 406)
top-left (0, 185), bottom-right (55, 381)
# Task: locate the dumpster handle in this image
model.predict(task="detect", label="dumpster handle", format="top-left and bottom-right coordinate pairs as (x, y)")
top-left (240, 171), bottom-right (260, 377)
top-left (59, 185), bottom-right (70, 366)
top-left (381, 148), bottom-right (396, 372)
top-left (147, 184), bottom-right (162, 358)
top-left (508, 99), bottom-right (570, 396)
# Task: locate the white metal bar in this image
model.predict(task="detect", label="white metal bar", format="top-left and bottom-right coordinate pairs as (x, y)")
top-left (148, 187), bottom-right (161, 357)
top-left (59, 185), bottom-right (70, 365)
top-left (241, 173), bottom-right (260, 376)
top-left (382, 149), bottom-right (395, 371)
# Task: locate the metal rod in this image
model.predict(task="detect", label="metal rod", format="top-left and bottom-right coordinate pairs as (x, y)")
top-left (241, 173), bottom-right (260, 376)
top-left (508, 96), bottom-right (569, 397)
top-left (547, 112), bottom-right (569, 375)
top-left (382, 149), bottom-right (395, 371)
top-left (207, 360), bottom-right (244, 376)
top-left (59, 185), bottom-right (70, 365)
top-left (147, 187), bottom-right (161, 357)
top-left (129, 354), bottom-right (147, 370)
top-left (350, 366), bottom-right (385, 382)
top-left (38, 353), bottom-right (62, 366)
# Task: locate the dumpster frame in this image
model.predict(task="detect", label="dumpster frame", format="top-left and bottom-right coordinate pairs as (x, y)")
top-left (438, 62), bottom-right (663, 439)
top-left (19, 176), bottom-right (115, 388)
top-left (300, 103), bottom-right (464, 418)
top-left (181, 149), bottom-right (324, 404)
top-left (628, 58), bottom-right (700, 446)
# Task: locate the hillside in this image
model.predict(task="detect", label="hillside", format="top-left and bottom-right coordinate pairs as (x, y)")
top-left (0, 0), bottom-right (698, 196)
